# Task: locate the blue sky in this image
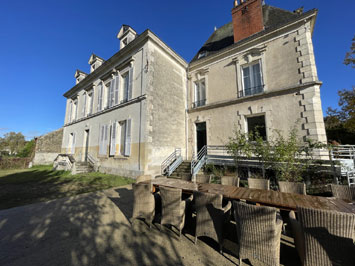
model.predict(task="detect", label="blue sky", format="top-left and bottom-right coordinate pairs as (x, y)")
top-left (0, 0), bottom-right (354, 139)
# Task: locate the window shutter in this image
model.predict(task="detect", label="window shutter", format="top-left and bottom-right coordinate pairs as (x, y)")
top-left (114, 75), bottom-right (120, 105)
top-left (110, 122), bottom-right (116, 156)
top-left (124, 119), bottom-right (131, 156)
top-left (82, 93), bottom-right (87, 117)
top-left (128, 68), bottom-right (133, 100)
top-left (72, 133), bottom-right (76, 155)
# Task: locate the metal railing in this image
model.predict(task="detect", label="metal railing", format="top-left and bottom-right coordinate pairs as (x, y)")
top-left (191, 145), bottom-right (208, 177)
top-left (192, 99), bottom-right (206, 108)
top-left (238, 85), bottom-right (264, 98)
top-left (330, 145), bottom-right (355, 180)
top-left (161, 148), bottom-right (183, 176)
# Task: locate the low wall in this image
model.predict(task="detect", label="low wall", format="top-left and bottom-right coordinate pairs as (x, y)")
top-left (33, 128), bottom-right (63, 165)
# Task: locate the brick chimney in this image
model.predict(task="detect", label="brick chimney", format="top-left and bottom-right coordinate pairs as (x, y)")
top-left (232, 0), bottom-right (264, 43)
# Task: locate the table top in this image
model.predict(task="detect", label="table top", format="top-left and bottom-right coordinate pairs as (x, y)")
top-left (150, 178), bottom-right (355, 214)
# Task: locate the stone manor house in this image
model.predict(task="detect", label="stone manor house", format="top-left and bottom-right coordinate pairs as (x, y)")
top-left (61, 0), bottom-right (327, 177)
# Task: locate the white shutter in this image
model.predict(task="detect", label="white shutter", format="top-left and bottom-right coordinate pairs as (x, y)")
top-left (124, 119), bottom-right (131, 156)
top-left (82, 93), bottom-right (87, 117)
top-left (114, 75), bottom-right (120, 105)
top-left (71, 133), bottom-right (76, 155)
top-left (110, 122), bottom-right (116, 156)
top-left (128, 68), bottom-right (133, 100)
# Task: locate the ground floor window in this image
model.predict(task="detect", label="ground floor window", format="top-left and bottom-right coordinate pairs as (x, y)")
top-left (68, 132), bottom-right (76, 154)
top-left (99, 125), bottom-right (108, 155)
top-left (119, 119), bottom-right (131, 156)
top-left (247, 115), bottom-right (266, 141)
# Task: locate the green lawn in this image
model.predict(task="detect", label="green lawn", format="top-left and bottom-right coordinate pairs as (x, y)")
top-left (0, 165), bottom-right (135, 210)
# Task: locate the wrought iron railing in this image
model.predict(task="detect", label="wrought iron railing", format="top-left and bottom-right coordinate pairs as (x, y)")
top-left (192, 99), bottom-right (206, 108)
top-left (161, 148), bottom-right (183, 176)
top-left (238, 85), bottom-right (264, 98)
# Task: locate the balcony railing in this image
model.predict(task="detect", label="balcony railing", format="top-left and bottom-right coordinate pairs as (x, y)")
top-left (239, 85), bottom-right (264, 98)
top-left (192, 99), bottom-right (206, 108)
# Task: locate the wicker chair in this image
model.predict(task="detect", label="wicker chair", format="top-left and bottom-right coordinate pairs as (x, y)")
top-left (278, 181), bottom-right (306, 195)
top-left (131, 182), bottom-right (155, 227)
top-left (330, 184), bottom-right (354, 201)
top-left (233, 201), bottom-right (283, 266)
top-left (221, 176), bottom-right (240, 187)
top-left (159, 186), bottom-right (192, 236)
top-left (248, 178), bottom-right (270, 190)
top-left (136, 175), bottom-right (152, 183)
top-left (193, 191), bottom-right (231, 253)
top-left (289, 207), bottom-right (355, 266)
top-left (196, 174), bottom-right (212, 184)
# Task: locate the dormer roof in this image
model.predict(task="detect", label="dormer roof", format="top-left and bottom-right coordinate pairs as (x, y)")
top-left (88, 54), bottom-right (105, 65)
top-left (117, 24), bottom-right (137, 40)
top-left (74, 69), bottom-right (88, 78)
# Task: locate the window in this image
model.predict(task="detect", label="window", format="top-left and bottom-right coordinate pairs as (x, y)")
top-left (241, 61), bottom-right (264, 97)
top-left (97, 83), bottom-right (103, 111)
top-left (99, 124), bottom-right (108, 155)
top-left (119, 119), bottom-right (131, 156)
top-left (73, 99), bottom-right (78, 121)
top-left (197, 51), bottom-right (207, 59)
top-left (247, 115), bottom-right (266, 141)
top-left (109, 122), bottom-right (117, 156)
top-left (81, 93), bottom-right (87, 117)
top-left (88, 91), bottom-right (93, 115)
top-left (68, 133), bottom-right (76, 154)
top-left (193, 79), bottom-right (206, 108)
top-left (107, 75), bottom-right (120, 108)
top-left (121, 68), bottom-right (132, 103)
top-left (67, 100), bottom-right (73, 123)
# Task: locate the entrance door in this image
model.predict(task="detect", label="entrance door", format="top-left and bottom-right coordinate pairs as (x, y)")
top-left (84, 129), bottom-right (89, 161)
top-left (196, 122), bottom-right (207, 154)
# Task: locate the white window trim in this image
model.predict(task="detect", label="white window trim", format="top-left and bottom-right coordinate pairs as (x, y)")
top-left (193, 79), bottom-right (206, 108)
top-left (240, 60), bottom-right (264, 97)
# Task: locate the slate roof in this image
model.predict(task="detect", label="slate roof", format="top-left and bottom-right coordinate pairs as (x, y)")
top-left (190, 5), bottom-right (317, 63)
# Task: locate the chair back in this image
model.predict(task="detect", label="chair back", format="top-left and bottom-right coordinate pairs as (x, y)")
top-left (233, 201), bottom-right (281, 266)
top-left (298, 207), bottom-right (355, 266)
top-left (136, 175), bottom-right (152, 183)
top-left (279, 181), bottom-right (306, 195)
top-left (132, 182), bottom-right (155, 222)
top-left (248, 178), bottom-right (270, 190)
top-left (330, 184), bottom-right (352, 201)
top-left (160, 186), bottom-right (183, 225)
top-left (221, 176), bottom-right (240, 187)
top-left (193, 191), bottom-right (224, 243)
top-left (196, 174), bottom-right (212, 184)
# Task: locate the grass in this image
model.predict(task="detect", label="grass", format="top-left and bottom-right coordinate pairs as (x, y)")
top-left (0, 165), bottom-right (135, 210)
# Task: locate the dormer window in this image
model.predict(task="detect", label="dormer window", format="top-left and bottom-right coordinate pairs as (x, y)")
top-left (117, 25), bottom-right (137, 50)
top-left (88, 54), bottom-right (105, 73)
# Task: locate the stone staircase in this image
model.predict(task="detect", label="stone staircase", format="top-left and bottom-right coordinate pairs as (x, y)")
top-left (71, 162), bottom-right (94, 175)
top-left (169, 161), bottom-right (192, 179)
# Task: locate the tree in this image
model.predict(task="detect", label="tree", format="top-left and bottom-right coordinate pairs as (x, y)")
top-left (17, 140), bottom-right (35, 158)
top-left (344, 35), bottom-right (355, 68)
top-left (1, 132), bottom-right (26, 155)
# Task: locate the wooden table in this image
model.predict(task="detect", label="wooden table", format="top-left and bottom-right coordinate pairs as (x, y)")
top-left (150, 178), bottom-right (355, 214)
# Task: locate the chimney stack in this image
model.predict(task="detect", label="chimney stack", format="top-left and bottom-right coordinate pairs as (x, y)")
top-left (232, 0), bottom-right (264, 43)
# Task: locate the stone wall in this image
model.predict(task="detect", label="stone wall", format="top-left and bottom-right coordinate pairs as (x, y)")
top-left (33, 128), bottom-right (63, 165)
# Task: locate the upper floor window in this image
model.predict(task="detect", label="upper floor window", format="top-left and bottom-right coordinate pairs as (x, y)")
top-left (121, 68), bottom-right (133, 103)
top-left (193, 79), bottom-right (206, 108)
top-left (97, 83), bottom-right (103, 112)
top-left (241, 61), bottom-right (264, 97)
top-left (87, 90), bottom-right (93, 116)
top-left (81, 93), bottom-right (87, 118)
top-left (73, 99), bottom-right (78, 121)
